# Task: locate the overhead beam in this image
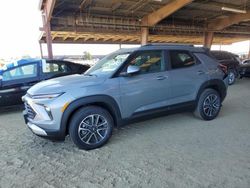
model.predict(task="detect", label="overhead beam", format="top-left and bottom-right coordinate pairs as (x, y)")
top-left (208, 11), bottom-right (250, 31)
top-left (142, 0), bottom-right (193, 26)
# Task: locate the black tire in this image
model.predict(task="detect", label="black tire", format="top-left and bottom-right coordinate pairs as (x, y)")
top-left (228, 69), bottom-right (236, 85)
top-left (194, 89), bottom-right (221, 121)
top-left (69, 106), bottom-right (113, 150)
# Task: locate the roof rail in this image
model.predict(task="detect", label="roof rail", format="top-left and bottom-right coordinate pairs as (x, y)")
top-left (144, 43), bottom-right (194, 47)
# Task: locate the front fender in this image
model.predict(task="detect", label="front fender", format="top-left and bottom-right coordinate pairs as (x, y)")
top-left (60, 95), bottom-right (122, 137)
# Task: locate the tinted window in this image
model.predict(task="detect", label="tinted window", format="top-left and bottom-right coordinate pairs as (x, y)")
top-left (42, 61), bottom-right (71, 74)
top-left (243, 60), bottom-right (250, 64)
top-left (211, 51), bottom-right (232, 60)
top-left (169, 51), bottom-right (195, 69)
top-left (2, 64), bottom-right (37, 81)
top-left (126, 50), bottom-right (164, 74)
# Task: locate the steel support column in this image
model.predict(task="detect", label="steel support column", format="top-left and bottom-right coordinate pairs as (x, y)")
top-left (248, 40), bottom-right (250, 59)
top-left (141, 27), bottom-right (149, 45)
top-left (203, 32), bottom-right (214, 49)
top-left (39, 41), bottom-right (44, 58)
top-left (42, 13), bottom-right (53, 59)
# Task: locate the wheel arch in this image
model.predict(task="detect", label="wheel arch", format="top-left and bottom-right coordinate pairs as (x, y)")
top-left (60, 95), bottom-right (122, 137)
top-left (196, 79), bottom-right (227, 103)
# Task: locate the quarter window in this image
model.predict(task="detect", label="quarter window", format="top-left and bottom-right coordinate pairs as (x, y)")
top-left (126, 50), bottom-right (164, 74)
top-left (2, 64), bottom-right (37, 81)
top-left (169, 51), bottom-right (195, 69)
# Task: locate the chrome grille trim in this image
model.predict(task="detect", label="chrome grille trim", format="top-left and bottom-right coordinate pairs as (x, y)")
top-left (25, 102), bottom-right (36, 119)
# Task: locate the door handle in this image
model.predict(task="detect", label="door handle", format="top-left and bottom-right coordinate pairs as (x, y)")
top-left (156, 76), bottom-right (167, 80)
top-left (197, 70), bottom-right (205, 75)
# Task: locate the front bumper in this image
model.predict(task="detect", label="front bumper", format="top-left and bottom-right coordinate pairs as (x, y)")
top-left (23, 111), bottom-right (65, 140)
top-left (22, 94), bottom-right (71, 141)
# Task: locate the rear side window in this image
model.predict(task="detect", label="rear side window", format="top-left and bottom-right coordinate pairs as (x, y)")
top-left (243, 60), bottom-right (250, 64)
top-left (42, 61), bottom-right (71, 74)
top-left (211, 51), bottom-right (232, 60)
top-left (169, 50), bottom-right (195, 69)
top-left (2, 64), bottom-right (37, 81)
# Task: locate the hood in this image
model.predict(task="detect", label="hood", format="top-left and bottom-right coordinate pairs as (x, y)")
top-left (28, 74), bottom-right (105, 95)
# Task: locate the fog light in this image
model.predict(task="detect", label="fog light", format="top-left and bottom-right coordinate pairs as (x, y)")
top-left (44, 106), bottom-right (53, 120)
top-left (45, 106), bottom-right (51, 112)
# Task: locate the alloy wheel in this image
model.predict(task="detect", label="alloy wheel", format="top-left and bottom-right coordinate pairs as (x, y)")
top-left (203, 94), bottom-right (220, 117)
top-left (78, 114), bottom-right (109, 145)
top-left (228, 71), bottom-right (235, 85)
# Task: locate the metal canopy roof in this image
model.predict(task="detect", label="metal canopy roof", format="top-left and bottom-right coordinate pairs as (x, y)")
top-left (40, 0), bottom-right (250, 45)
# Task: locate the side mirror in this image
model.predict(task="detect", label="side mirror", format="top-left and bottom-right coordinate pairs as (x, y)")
top-left (127, 65), bottom-right (140, 75)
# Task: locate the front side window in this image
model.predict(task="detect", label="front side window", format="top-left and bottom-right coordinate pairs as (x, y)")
top-left (169, 50), bottom-right (195, 69)
top-left (2, 64), bottom-right (37, 81)
top-left (126, 50), bottom-right (164, 74)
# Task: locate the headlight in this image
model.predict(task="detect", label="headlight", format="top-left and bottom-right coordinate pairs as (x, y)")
top-left (31, 92), bottom-right (64, 99)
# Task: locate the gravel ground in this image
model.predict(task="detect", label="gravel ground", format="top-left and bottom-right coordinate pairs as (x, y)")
top-left (0, 78), bottom-right (250, 188)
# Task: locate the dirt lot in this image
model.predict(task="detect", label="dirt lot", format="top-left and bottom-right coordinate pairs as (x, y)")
top-left (0, 78), bottom-right (250, 188)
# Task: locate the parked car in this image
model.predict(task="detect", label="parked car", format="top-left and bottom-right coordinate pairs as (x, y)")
top-left (23, 45), bottom-right (228, 150)
top-left (0, 59), bottom-right (89, 107)
top-left (239, 59), bottom-right (250, 78)
top-left (210, 50), bottom-right (240, 85)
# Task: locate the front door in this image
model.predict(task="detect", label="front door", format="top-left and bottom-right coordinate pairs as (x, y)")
top-left (0, 63), bottom-right (39, 107)
top-left (119, 50), bottom-right (171, 118)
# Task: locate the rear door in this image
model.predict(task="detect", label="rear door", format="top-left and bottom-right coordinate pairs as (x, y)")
top-left (0, 62), bottom-right (39, 106)
top-left (167, 50), bottom-right (209, 105)
top-left (119, 50), bottom-right (171, 118)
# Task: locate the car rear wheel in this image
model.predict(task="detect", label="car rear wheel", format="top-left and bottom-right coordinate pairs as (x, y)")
top-left (228, 69), bottom-right (236, 85)
top-left (194, 89), bottom-right (221, 121)
top-left (69, 106), bottom-right (113, 150)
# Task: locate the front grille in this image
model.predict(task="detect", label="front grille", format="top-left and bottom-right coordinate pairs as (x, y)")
top-left (25, 103), bottom-right (36, 119)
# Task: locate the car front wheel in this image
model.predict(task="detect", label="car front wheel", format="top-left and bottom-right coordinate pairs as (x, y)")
top-left (194, 89), bottom-right (221, 121)
top-left (69, 106), bottom-right (113, 150)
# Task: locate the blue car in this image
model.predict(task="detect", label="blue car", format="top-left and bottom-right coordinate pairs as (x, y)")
top-left (0, 59), bottom-right (89, 107)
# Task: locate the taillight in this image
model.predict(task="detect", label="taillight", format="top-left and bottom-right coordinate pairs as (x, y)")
top-left (218, 64), bottom-right (228, 75)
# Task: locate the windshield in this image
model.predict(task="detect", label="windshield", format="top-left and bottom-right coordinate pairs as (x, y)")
top-left (85, 52), bottom-right (131, 76)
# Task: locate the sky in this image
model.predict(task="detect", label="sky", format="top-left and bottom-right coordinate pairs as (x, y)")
top-left (0, 0), bottom-right (249, 60)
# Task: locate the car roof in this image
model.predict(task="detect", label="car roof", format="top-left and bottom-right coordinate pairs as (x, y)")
top-left (0, 58), bottom-right (41, 74)
top-left (139, 44), bottom-right (206, 53)
top-left (211, 50), bottom-right (237, 55)
top-left (46, 59), bottom-right (81, 65)
top-left (112, 44), bottom-right (206, 55)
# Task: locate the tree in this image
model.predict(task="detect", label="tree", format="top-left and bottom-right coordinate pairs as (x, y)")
top-left (83, 51), bottom-right (92, 60)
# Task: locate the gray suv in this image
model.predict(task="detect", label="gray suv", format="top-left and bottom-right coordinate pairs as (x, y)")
top-left (23, 44), bottom-right (228, 150)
